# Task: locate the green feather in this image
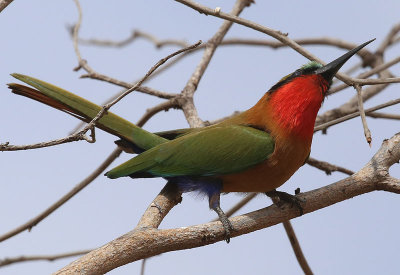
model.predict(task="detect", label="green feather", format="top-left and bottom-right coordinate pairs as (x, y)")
top-left (105, 125), bottom-right (275, 178)
top-left (10, 73), bottom-right (166, 150)
top-left (301, 61), bottom-right (322, 70)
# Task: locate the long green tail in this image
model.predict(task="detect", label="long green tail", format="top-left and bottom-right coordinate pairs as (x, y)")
top-left (9, 73), bottom-right (167, 150)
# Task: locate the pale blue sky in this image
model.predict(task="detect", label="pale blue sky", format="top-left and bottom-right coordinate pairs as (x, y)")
top-left (1, 1), bottom-right (400, 274)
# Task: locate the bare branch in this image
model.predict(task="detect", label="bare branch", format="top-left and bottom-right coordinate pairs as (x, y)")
top-left (80, 72), bottom-right (177, 99)
top-left (136, 183), bottom-right (182, 229)
top-left (78, 32), bottom-right (376, 65)
top-left (282, 221), bottom-right (313, 275)
top-left (140, 259), bottom-right (146, 275)
top-left (307, 157), bottom-right (354, 176)
top-left (348, 77), bottom-right (400, 86)
top-left (0, 50), bottom-right (193, 240)
top-left (2, 42), bottom-right (201, 152)
top-left (367, 112), bottom-right (400, 120)
top-left (314, 98), bottom-right (400, 132)
top-left (0, 0), bottom-right (12, 13)
top-left (71, 1), bottom-right (177, 99)
top-left (329, 56), bottom-right (400, 95)
top-left (0, 148), bottom-right (122, 242)
top-left (180, 0), bottom-right (252, 127)
top-left (77, 29), bottom-right (189, 48)
top-left (54, 131), bottom-right (400, 274)
top-left (376, 22), bottom-right (400, 56)
top-left (136, 99), bottom-right (181, 127)
top-left (103, 41), bottom-right (201, 112)
top-left (175, 0), bottom-right (380, 86)
top-left (0, 131), bottom-right (94, 151)
top-left (355, 85), bottom-right (372, 145)
top-left (0, 250), bottom-right (91, 267)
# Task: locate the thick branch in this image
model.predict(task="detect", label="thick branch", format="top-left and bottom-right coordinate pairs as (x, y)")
top-left (55, 133), bottom-right (400, 274)
top-left (0, 0), bottom-right (12, 12)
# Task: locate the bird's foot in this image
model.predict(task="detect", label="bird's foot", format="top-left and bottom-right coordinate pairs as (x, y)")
top-left (265, 190), bottom-right (305, 215)
top-left (213, 205), bottom-right (234, 243)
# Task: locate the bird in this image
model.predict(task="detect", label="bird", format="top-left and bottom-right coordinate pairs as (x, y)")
top-left (8, 39), bottom-right (374, 242)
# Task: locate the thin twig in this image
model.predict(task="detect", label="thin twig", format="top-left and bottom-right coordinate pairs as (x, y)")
top-left (69, 57), bottom-right (183, 134)
top-left (355, 84), bottom-right (372, 145)
top-left (314, 98), bottom-right (400, 132)
top-left (136, 99), bottom-right (181, 127)
top-left (1, 43), bottom-right (201, 151)
top-left (307, 157), bottom-right (355, 176)
top-left (177, 1), bottom-right (400, 88)
top-left (376, 22), bottom-right (400, 56)
top-left (329, 56), bottom-right (400, 95)
top-left (77, 29), bottom-right (189, 48)
top-left (140, 258), bottom-right (146, 275)
top-left (0, 250), bottom-right (92, 267)
top-left (367, 112), bottom-right (400, 120)
top-left (174, 0), bottom-right (365, 85)
top-left (0, 38), bottom-right (200, 237)
top-left (282, 221), bottom-right (313, 275)
top-left (79, 31), bottom-right (375, 64)
top-left (0, 130), bottom-right (93, 151)
top-left (101, 40), bottom-right (201, 113)
top-left (0, 148), bottom-right (122, 242)
top-left (71, 1), bottom-right (176, 99)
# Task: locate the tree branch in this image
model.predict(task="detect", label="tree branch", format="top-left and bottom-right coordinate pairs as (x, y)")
top-left (174, 0), bottom-right (381, 86)
top-left (355, 84), bottom-right (372, 145)
top-left (71, 1), bottom-right (177, 99)
top-left (54, 132), bottom-right (400, 274)
top-left (367, 112), bottom-right (400, 120)
top-left (314, 98), bottom-right (400, 132)
top-left (0, 0), bottom-right (12, 13)
top-left (307, 157), bottom-right (354, 176)
top-left (282, 221), bottom-right (313, 275)
top-left (179, 0), bottom-right (253, 127)
top-left (0, 250), bottom-right (91, 267)
top-left (0, 148), bottom-right (122, 242)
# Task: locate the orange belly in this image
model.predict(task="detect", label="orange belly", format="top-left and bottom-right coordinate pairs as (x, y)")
top-left (220, 137), bottom-right (310, 193)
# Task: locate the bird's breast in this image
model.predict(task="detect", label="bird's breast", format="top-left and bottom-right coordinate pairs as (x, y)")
top-left (220, 136), bottom-right (310, 193)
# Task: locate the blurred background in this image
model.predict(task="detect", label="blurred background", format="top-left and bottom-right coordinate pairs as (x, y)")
top-left (1, 1), bottom-right (399, 274)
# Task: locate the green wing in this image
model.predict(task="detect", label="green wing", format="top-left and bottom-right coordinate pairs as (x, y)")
top-left (106, 125), bottom-right (275, 178)
top-left (154, 128), bottom-right (196, 140)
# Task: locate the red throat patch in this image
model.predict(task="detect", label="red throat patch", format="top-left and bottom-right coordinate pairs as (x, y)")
top-left (269, 74), bottom-right (328, 140)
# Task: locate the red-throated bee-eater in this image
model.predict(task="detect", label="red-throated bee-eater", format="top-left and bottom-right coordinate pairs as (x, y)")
top-left (8, 39), bottom-right (374, 242)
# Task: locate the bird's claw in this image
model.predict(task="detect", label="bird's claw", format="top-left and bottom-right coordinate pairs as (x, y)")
top-left (213, 205), bottom-right (234, 243)
top-left (265, 190), bottom-right (305, 215)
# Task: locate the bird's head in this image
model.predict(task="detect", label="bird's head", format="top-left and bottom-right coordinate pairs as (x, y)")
top-left (261, 39), bottom-right (375, 140)
top-left (268, 39), bottom-right (375, 97)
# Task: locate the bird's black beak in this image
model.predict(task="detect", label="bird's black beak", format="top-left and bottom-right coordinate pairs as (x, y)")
top-left (315, 39), bottom-right (375, 83)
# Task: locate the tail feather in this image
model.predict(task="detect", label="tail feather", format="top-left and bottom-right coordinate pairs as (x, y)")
top-left (9, 83), bottom-right (89, 122)
top-left (8, 73), bottom-right (167, 151)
